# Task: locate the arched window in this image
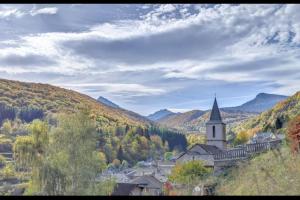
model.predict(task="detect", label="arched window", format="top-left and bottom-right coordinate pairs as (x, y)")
top-left (212, 126), bottom-right (215, 138)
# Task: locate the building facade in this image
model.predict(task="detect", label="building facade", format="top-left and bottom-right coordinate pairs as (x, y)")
top-left (206, 97), bottom-right (226, 150)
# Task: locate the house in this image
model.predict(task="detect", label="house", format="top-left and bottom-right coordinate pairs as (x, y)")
top-left (176, 144), bottom-right (223, 167)
top-left (130, 175), bottom-right (164, 196)
top-left (111, 183), bottom-right (143, 196)
top-left (249, 132), bottom-right (276, 143)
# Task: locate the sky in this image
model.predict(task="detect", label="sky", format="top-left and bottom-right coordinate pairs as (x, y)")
top-left (0, 4), bottom-right (300, 116)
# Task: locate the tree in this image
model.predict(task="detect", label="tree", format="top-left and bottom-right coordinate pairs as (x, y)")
top-left (234, 130), bottom-right (249, 146)
top-left (19, 106), bottom-right (44, 123)
top-left (168, 160), bottom-right (212, 184)
top-left (98, 152), bottom-right (107, 172)
top-left (45, 110), bottom-right (103, 195)
top-left (0, 163), bottom-right (16, 179)
top-left (120, 160), bottom-right (129, 170)
top-left (186, 134), bottom-right (206, 147)
top-left (117, 145), bottom-right (124, 162)
top-left (112, 159), bottom-right (121, 169)
top-left (14, 110), bottom-right (112, 195)
top-left (164, 152), bottom-right (173, 161)
top-left (0, 103), bottom-right (16, 125)
top-left (288, 115), bottom-right (300, 154)
top-left (2, 120), bottom-right (12, 135)
top-left (13, 119), bottom-right (49, 171)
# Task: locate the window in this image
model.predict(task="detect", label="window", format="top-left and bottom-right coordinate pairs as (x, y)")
top-left (213, 126), bottom-right (215, 138)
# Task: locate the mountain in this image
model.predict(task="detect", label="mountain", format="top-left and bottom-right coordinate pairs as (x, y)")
top-left (0, 78), bottom-right (151, 127)
top-left (156, 93), bottom-right (289, 133)
top-left (147, 109), bottom-right (178, 121)
top-left (158, 109), bottom-right (257, 134)
top-left (158, 110), bottom-right (206, 133)
top-left (97, 96), bottom-right (120, 109)
top-left (223, 93), bottom-right (288, 113)
top-left (232, 91), bottom-right (300, 134)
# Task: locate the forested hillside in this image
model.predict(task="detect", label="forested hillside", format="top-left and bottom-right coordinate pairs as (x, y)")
top-left (0, 78), bottom-right (150, 127)
top-left (0, 79), bottom-right (187, 171)
top-left (232, 91), bottom-right (300, 136)
top-left (158, 109), bottom-right (257, 134)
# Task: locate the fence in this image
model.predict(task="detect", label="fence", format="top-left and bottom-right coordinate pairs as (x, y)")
top-left (213, 139), bottom-right (282, 161)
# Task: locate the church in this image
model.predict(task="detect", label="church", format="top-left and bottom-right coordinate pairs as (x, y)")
top-left (175, 97), bottom-right (227, 167)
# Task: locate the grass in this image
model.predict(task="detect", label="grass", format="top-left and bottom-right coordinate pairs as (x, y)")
top-left (216, 144), bottom-right (300, 195)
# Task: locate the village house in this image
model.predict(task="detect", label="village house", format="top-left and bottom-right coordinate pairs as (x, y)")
top-left (131, 175), bottom-right (163, 195)
top-left (249, 132), bottom-right (276, 143)
top-left (111, 183), bottom-right (143, 196)
top-left (112, 175), bottom-right (163, 196)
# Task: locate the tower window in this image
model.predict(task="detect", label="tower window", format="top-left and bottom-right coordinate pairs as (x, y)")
top-left (213, 126), bottom-right (215, 138)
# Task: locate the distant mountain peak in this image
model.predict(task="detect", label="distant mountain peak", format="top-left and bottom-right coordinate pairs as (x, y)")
top-left (147, 109), bottom-right (177, 122)
top-left (256, 93), bottom-right (286, 98)
top-left (224, 92), bottom-right (289, 113)
top-left (256, 92), bottom-right (268, 97)
top-left (97, 96), bottom-right (120, 109)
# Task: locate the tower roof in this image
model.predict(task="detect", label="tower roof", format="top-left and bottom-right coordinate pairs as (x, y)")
top-left (209, 97), bottom-right (222, 122)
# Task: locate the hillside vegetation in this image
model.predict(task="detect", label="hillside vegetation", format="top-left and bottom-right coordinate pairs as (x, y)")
top-left (0, 78), bottom-right (150, 127)
top-left (216, 145), bottom-right (300, 195)
top-left (232, 91), bottom-right (300, 136)
top-left (0, 78), bottom-right (187, 171)
top-left (159, 109), bottom-right (257, 134)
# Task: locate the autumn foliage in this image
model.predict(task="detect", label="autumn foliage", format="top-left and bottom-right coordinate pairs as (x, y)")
top-left (288, 115), bottom-right (300, 154)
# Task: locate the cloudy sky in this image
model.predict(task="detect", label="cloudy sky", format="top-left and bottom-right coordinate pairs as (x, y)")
top-left (0, 4), bottom-right (300, 115)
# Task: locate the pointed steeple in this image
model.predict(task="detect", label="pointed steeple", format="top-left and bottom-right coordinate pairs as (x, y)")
top-left (209, 97), bottom-right (222, 122)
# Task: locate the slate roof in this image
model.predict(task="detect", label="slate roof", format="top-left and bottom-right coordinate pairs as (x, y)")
top-left (208, 97), bottom-right (223, 123)
top-left (176, 143), bottom-right (223, 160)
top-left (111, 183), bottom-right (140, 196)
top-left (131, 175), bottom-right (163, 189)
top-left (194, 144), bottom-right (223, 155)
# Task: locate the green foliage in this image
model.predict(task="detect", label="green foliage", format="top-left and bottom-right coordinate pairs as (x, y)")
top-left (164, 152), bottom-right (173, 161)
top-left (2, 120), bottom-right (12, 135)
top-left (168, 160), bottom-right (212, 184)
top-left (0, 163), bottom-right (16, 179)
top-left (186, 134), bottom-right (206, 147)
top-left (14, 110), bottom-right (115, 195)
top-left (0, 155), bottom-right (5, 166)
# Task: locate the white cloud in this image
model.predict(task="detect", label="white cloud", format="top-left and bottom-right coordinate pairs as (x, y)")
top-left (58, 83), bottom-right (166, 97)
top-left (0, 8), bottom-right (25, 18)
top-left (0, 4), bottom-right (300, 112)
top-left (30, 7), bottom-right (58, 16)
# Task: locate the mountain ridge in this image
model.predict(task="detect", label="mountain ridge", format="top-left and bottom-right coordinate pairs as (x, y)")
top-left (0, 78), bottom-right (152, 127)
top-left (147, 109), bottom-right (178, 121)
top-left (223, 93), bottom-right (288, 113)
top-left (97, 96), bottom-right (120, 109)
top-left (155, 92), bottom-right (288, 133)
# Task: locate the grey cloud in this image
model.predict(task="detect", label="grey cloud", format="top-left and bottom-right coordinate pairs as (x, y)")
top-left (62, 24), bottom-right (244, 65)
top-left (210, 57), bottom-right (291, 73)
top-left (0, 54), bottom-right (56, 67)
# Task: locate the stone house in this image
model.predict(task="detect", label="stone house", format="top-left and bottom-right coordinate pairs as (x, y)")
top-left (111, 183), bottom-right (143, 196)
top-left (176, 144), bottom-right (223, 167)
top-left (131, 175), bottom-right (164, 196)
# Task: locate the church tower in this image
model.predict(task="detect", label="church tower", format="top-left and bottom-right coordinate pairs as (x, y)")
top-left (206, 97), bottom-right (226, 150)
